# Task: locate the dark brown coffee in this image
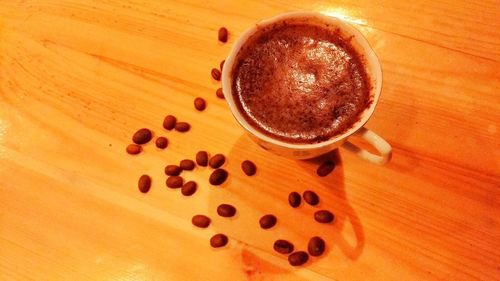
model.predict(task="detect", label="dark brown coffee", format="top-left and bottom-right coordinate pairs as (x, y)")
top-left (179, 159), bottom-right (196, 171)
top-left (317, 160), bottom-right (335, 177)
top-left (155, 137), bottom-right (169, 149)
top-left (181, 181), bottom-right (197, 196)
top-left (217, 204), bottom-right (236, 217)
top-left (192, 215), bottom-right (211, 228)
top-left (314, 210), bottom-right (335, 223)
top-left (288, 192), bottom-right (301, 208)
top-left (132, 128), bottom-right (152, 144)
top-left (288, 251), bottom-right (309, 266)
top-left (196, 151), bottom-right (209, 166)
top-left (303, 190), bottom-right (319, 206)
top-left (241, 160), bottom-right (257, 176)
top-left (259, 214), bottom-right (277, 229)
top-left (209, 154), bottom-right (225, 169)
top-left (209, 169), bottom-right (228, 185)
top-left (138, 175), bottom-right (151, 193)
top-left (307, 236), bottom-right (326, 256)
top-left (126, 144), bottom-right (142, 155)
top-left (273, 240), bottom-right (294, 254)
top-left (232, 20), bottom-right (370, 143)
top-left (210, 233), bottom-right (228, 248)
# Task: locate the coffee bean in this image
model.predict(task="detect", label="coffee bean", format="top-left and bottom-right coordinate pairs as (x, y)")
top-left (126, 144), bottom-right (142, 155)
top-left (218, 27), bottom-right (228, 43)
top-left (288, 251), bottom-right (309, 266)
top-left (163, 115), bottom-right (177, 130)
top-left (259, 214), bottom-right (277, 229)
top-left (196, 151), bottom-right (209, 166)
top-left (273, 240), bottom-right (294, 254)
top-left (317, 161), bottom-right (335, 177)
top-left (132, 128), bottom-right (152, 144)
top-left (314, 210), bottom-right (334, 223)
top-left (210, 233), bottom-right (228, 248)
top-left (155, 137), bottom-right (168, 149)
top-left (209, 169), bottom-right (228, 186)
top-left (166, 176), bottom-right (183, 188)
top-left (211, 68), bottom-right (221, 81)
top-left (175, 122), bottom-right (190, 132)
top-left (194, 97), bottom-right (206, 111)
top-left (217, 204), bottom-right (236, 217)
top-left (165, 165), bottom-right (182, 176)
top-left (180, 159), bottom-right (196, 171)
top-left (216, 88), bottom-right (224, 99)
top-left (303, 190), bottom-right (319, 206)
top-left (209, 154), bottom-right (225, 168)
top-left (241, 160), bottom-right (257, 176)
top-left (181, 181), bottom-right (197, 196)
top-left (288, 192), bottom-right (301, 208)
top-left (138, 175), bottom-right (151, 193)
top-left (220, 60), bottom-right (225, 71)
top-left (308, 236), bottom-right (325, 257)
top-left (192, 214), bottom-right (211, 228)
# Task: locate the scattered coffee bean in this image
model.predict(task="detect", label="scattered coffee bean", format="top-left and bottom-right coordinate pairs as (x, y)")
top-left (273, 240), bottom-right (294, 254)
top-left (218, 27), bottom-right (228, 43)
top-left (196, 151), bottom-right (209, 166)
top-left (209, 169), bottom-right (228, 185)
top-left (163, 115), bottom-right (177, 130)
top-left (288, 251), bottom-right (309, 266)
top-left (138, 175), bottom-right (151, 193)
top-left (181, 181), bottom-right (197, 196)
top-left (303, 190), bottom-right (319, 206)
top-left (317, 160), bottom-right (335, 177)
top-left (209, 154), bottom-right (225, 168)
top-left (180, 159), bottom-right (196, 171)
top-left (166, 176), bottom-right (183, 188)
top-left (288, 192), bottom-right (301, 208)
top-left (259, 214), bottom-right (277, 229)
top-left (314, 210), bottom-right (335, 223)
top-left (126, 144), bottom-right (142, 155)
top-left (241, 160), bottom-right (257, 176)
top-left (308, 236), bottom-right (326, 257)
top-left (217, 204), bottom-right (236, 217)
top-left (216, 88), bottom-right (224, 99)
top-left (211, 68), bottom-right (221, 81)
top-left (220, 60), bottom-right (225, 71)
top-left (175, 122), bottom-right (190, 132)
top-left (165, 165), bottom-right (182, 176)
top-left (192, 214), bottom-right (211, 228)
top-left (132, 128), bottom-right (152, 144)
top-left (194, 97), bottom-right (206, 111)
top-left (210, 233), bottom-right (228, 248)
top-left (155, 137), bottom-right (168, 149)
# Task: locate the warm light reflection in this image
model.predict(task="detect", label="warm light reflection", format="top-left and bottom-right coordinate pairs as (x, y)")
top-left (0, 119), bottom-right (8, 158)
top-left (320, 8), bottom-right (367, 26)
top-left (109, 263), bottom-right (150, 281)
top-left (0, 118), bottom-right (8, 145)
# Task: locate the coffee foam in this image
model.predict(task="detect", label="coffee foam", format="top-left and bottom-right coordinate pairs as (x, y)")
top-left (232, 21), bottom-right (370, 143)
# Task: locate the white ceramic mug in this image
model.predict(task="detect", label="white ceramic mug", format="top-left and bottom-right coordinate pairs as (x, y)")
top-left (221, 11), bottom-right (392, 164)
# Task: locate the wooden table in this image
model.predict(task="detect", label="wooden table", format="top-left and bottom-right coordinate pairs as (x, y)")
top-left (1, 1), bottom-right (498, 280)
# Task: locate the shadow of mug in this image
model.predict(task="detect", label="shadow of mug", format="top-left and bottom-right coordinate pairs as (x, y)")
top-left (207, 134), bottom-right (364, 276)
top-left (296, 149), bottom-right (365, 261)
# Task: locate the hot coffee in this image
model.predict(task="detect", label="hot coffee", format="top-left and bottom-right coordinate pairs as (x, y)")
top-left (231, 19), bottom-right (371, 143)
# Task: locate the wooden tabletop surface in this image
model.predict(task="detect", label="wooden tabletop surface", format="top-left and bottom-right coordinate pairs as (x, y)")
top-left (1, 1), bottom-right (499, 280)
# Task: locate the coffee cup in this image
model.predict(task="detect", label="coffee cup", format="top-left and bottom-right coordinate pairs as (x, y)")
top-left (221, 11), bottom-right (392, 164)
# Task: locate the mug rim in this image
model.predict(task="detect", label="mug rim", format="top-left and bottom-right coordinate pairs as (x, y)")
top-left (221, 11), bottom-right (382, 150)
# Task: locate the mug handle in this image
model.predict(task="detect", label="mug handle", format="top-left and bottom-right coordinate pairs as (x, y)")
top-left (341, 127), bottom-right (392, 165)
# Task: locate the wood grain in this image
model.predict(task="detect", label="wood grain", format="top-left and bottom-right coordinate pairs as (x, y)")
top-left (1, 0), bottom-right (499, 280)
